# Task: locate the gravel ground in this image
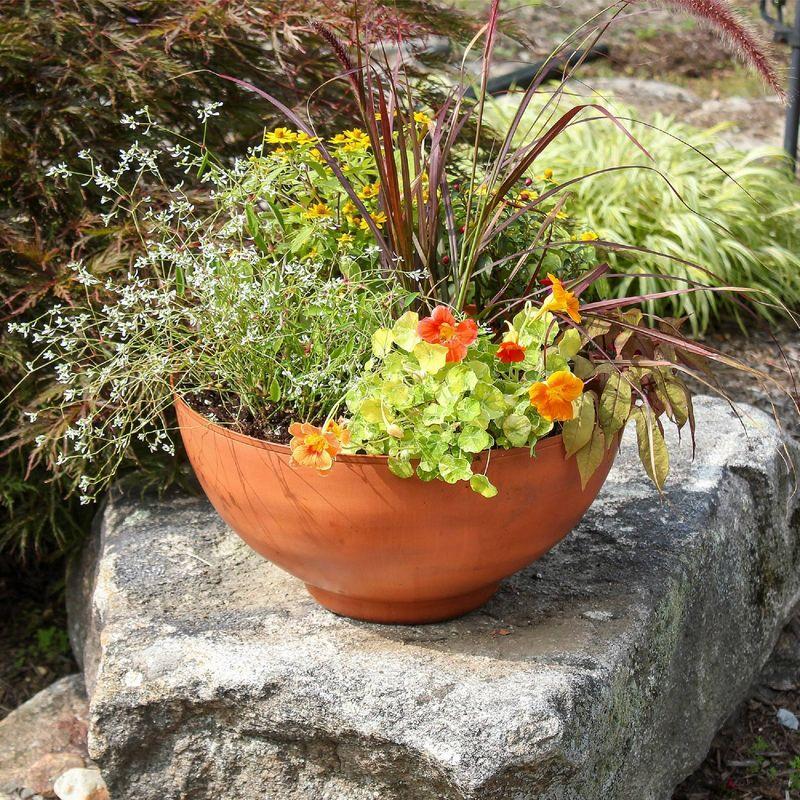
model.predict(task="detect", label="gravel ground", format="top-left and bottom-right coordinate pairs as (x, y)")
top-left (479, 0), bottom-right (774, 90)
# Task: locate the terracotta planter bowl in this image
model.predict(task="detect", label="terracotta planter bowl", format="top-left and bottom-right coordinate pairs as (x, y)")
top-left (175, 395), bottom-right (618, 624)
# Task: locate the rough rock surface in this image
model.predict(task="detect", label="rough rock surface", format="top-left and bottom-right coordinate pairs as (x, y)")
top-left (67, 397), bottom-right (800, 800)
top-left (0, 675), bottom-right (90, 799)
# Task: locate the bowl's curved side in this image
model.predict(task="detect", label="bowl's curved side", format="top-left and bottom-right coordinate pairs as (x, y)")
top-left (175, 396), bottom-right (617, 609)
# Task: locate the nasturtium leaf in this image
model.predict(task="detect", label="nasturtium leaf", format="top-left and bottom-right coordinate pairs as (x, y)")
top-left (470, 474), bottom-right (498, 498)
top-left (416, 465), bottom-right (437, 482)
top-left (381, 380), bottom-right (411, 409)
top-left (599, 372), bottom-right (632, 443)
top-left (466, 360), bottom-right (491, 381)
top-left (381, 352), bottom-right (406, 379)
top-left (438, 427), bottom-right (456, 444)
top-left (513, 398), bottom-right (531, 416)
top-left (502, 414), bottom-right (532, 447)
top-left (473, 382), bottom-right (506, 419)
top-left (438, 454), bottom-right (473, 484)
top-left (562, 393), bottom-right (595, 457)
top-left (358, 398), bottom-right (383, 424)
top-left (421, 403), bottom-right (447, 426)
top-left (455, 396), bottom-right (481, 422)
top-left (447, 364), bottom-right (479, 395)
top-left (392, 311), bottom-right (421, 352)
top-left (436, 383), bottom-right (458, 410)
top-left (413, 341), bottom-right (448, 374)
top-left (576, 426), bottom-right (606, 489)
top-left (558, 328), bottom-right (582, 360)
top-left (634, 407), bottom-right (669, 491)
top-left (387, 457), bottom-right (414, 479)
top-left (545, 352), bottom-right (569, 374)
top-left (531, 415), bottom-right (554, 437)
top-left (371, 328), bottom-right (394, 358)
top-left (268, 377), bottom-right (281, 403)
top-left (514, 310), bottom-right (557, 348)
top-left (457, 425), bottom-right (493, 453)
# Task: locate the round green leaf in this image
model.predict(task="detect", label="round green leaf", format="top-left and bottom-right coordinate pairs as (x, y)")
top-left (470, 474), bottom-right (498, 498)
top-left (387, 457), bottom-right (414, 479)
top-left (413, 341), bottom-right (448, 374)
top-left (502, 414), bottom-right (532, 447)
top-left (392, 311), bottom-right (421, 352)
top-left (371, 328), bottom-right (394, 358)
top-left (457, 425), bottom-right (492, 453)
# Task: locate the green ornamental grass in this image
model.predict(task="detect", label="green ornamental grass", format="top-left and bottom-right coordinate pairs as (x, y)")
top-left (486, 94), bottom-right (800, 333)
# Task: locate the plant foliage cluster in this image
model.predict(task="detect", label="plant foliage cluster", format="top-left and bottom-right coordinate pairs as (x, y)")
top-left (19, 0), bottom-right (791, 508)
top-left (4, 0), bottom-right (795, 555)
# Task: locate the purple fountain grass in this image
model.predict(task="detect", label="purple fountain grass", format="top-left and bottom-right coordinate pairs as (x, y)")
top-left (632, 0), bottom-right (783, 98)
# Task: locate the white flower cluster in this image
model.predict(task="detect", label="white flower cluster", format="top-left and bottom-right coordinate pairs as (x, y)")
top-left (23, 118), bottom-right (399, 503)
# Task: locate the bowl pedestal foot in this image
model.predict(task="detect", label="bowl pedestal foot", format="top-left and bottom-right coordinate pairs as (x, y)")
top-left (305, 582), bottom-right (500, 624)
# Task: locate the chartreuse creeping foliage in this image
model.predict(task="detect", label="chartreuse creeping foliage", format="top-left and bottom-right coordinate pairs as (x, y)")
top-left (344, 306), bottom-right (561, 495)
top-left (341, 299), bottom-right (692, 495)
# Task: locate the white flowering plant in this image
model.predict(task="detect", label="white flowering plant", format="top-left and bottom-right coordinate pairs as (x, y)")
top-left (13, 110), bottom-right (405, 502)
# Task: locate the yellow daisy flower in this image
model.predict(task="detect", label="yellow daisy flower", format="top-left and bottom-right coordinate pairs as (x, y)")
top-left (359, 211), bottom-right (387, 230)
top-left (304, 203), bottom-right (332, 220)
top-left (295, 131), bottom-right (318, 146)
top-left (358, 181), bottom-right (381, 200)
top-left (265, 127), bottom-right (298, 145)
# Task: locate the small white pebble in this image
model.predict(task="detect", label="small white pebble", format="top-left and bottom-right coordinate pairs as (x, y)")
top-left (53, 768), bottom-right (109, 800)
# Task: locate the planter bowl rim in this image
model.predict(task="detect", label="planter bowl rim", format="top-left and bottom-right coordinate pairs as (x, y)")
top-left (174, 392), bottom-right (566, 464)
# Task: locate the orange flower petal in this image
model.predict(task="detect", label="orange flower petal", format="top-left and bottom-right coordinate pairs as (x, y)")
top-left (496, 341), bottom-right (526, 363)
top-left (528, 370), bottom-right (584, 421)
top-left (455, 318), bottom-right (479, 346)
top-left (444, 339), bottom-right (468, 363)
top-left (431, 305), bottom-right (456, 326)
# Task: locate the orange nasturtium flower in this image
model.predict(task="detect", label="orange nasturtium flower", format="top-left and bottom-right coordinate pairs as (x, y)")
top-left (541, 273), bottom-right (581, 324)
top-left (496, 340), bottom-right (526, 363)
top-left (417, 306), bottom-right (479, 363)
top-left (528, 370), bottom-right (584, 422)
top-left (288, 421), bottom-right (349, 472)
